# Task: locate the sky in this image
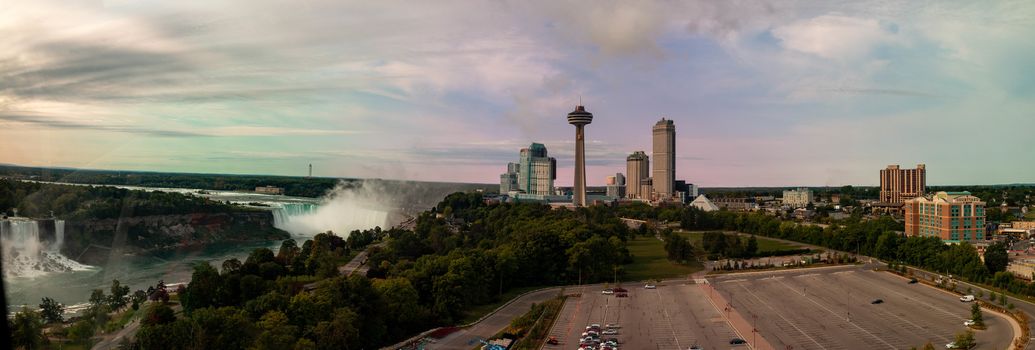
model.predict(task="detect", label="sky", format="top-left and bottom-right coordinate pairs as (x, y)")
top-left (1, 0), bottom-right (1034, 187)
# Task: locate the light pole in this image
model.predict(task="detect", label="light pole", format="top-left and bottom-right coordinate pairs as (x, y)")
top-left (752, 313), bottom-right (758, 346)
top-left (847, 291), bottom-right (851, 322)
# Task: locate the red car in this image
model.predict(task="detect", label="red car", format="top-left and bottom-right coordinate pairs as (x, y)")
top-left (614, 287), bottom-right (628, 293)
top-left (616, 293), bottom-right (628, 297)
top-left (545, 337), bottom-right (559, 345)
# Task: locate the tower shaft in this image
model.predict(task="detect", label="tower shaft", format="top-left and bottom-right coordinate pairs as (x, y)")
top-left (574, 125), bottom-right (586, 207)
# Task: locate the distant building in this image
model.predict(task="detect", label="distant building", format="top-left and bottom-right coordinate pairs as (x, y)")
top-left (625, 151), bottom-right (649, 199)
top-left (904, 191), bottom-right (986, 243)
top-left (690, 195), bottom-right (719, 212)
top-left (793, 208), bottom-right (815, 220)
top-left (500, 143), bottom-right (556, 196)
top-left (652, 118), bottom-right (676, 200)
top-left (606, 173), bottom-right (626, 199)
top-left (782, 187), bottom-right (814, 208)
top-left (255, 186), bottom-right (284, 195)
top-left (880, 164), bottom-right (926, 204)
top-left (713, 197), bottom-right (758, 211)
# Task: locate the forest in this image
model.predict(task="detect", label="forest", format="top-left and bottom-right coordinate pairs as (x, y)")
top-left (0, 165), bottom-right (342, 198)
top-left (0, 179), bottom-right (244, 219)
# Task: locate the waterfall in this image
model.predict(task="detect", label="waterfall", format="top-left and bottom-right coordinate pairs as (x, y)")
top-left (1, 218), bottom-right (94, 278)
top-left (272, 201), bottom-right (389, 237)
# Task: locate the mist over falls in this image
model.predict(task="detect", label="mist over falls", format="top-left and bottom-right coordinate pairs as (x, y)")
top-left (1, 218), bottom-right (94, 278)
top-left (269, 179), bottom-right (477, 237)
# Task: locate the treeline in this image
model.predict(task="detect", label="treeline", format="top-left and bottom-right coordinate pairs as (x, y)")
top-left (0, 179), bottom-right (242, 219)
top-left (0, 165), bottom-right (341, 198)
top-left (660, 206), bottom-right (1035, 297)
top-left (134, 230), bottom-right (383, 350)
top-left (366, 192), bottom-right (633, 323)
top-left (121, 193), bottom-right (638, 349)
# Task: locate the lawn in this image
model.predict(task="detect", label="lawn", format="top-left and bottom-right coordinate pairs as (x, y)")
top-left (624, 235), bottom-right (702, 281)
top-left (678, 231), bottom-right (804, 255)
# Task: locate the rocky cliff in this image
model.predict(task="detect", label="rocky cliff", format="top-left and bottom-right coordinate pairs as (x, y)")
top-left (62, 211), bottom-right (289, 265)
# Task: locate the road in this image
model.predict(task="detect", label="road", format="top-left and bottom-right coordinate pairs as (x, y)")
top-left (711, 265), bottom-right (1016, 350)
top-left (903, 265), bottom-right (1033, 349)
top-left (429, 287), bottom-right (566, 350)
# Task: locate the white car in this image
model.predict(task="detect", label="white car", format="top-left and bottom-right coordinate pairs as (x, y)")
top-left (602, 289), bottom-right (615, 295)
top-left (964, 319), bottom-right (976, 326)
top-left (602, 329), bottom-right (618, 335)
top-left (644, 283), bottom-right (657, 289)
top-left (946, 342), bottom-right (958, 349)
top-left (959, 295), bottom-right (975, 302)
top-left (605, 323), bottom-right (620, 329)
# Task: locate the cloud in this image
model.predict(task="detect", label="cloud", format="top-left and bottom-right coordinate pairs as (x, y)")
top-left (771, 14), bottom-right (903, 61)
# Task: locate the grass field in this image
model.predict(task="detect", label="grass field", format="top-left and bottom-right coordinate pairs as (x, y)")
top-left (624, 235), bottom-right (702, 281)
top-left (678, 231), bottom-right (804, 254)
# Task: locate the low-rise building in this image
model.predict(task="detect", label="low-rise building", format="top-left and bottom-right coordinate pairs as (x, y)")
top-left (903, 191), bottom-right (986, 243)
top-left (713, 197), bottom-right (758, 211)
top-left (782, 187), bottom-right (814, 208)
top-left (690, 195), bottom-right (719, 212)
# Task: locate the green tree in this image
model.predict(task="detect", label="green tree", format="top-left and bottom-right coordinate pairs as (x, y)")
top-left (109, 279), bottom-right (131, 310)
top-left (252, 311), bottom-right (298, 350)
top-left (313, 307), bottom-right (361, 350)
top-left (143, 302), bottom-right (176, 326)
top-left (745, 235), bottom-right (759, 257)
top-left (983, 242), bottom-right (1009, 273)
top-left (11, 307), bottom-right (46, 350)
top-left (953, 330), bottom-right (975, 349)
top-left (1000, 293), bottom-right (1008, 306)
top-left (183, 262), bottom-right (222, 312)
top-left (191, 307), bottom-right (255, 350)
top-left (970, 302), bottom-right (983, 327)
top-left (39, 297), bottom-right (64, 324)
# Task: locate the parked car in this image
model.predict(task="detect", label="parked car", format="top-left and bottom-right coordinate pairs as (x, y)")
top-left (959, 295), bottom-right (975, 302)
top-left (871, 299), bottom-right (884, 304)
top-left (689, 345), bottom-right (704, 350)
top-left (908, 278), bottom-right (918, 284)
top-left (964, 319), bottom-right (976, 326)
top-left (602, 329), bottom-right (618, 335)
top-left (605, 323), bottom-right (620, 329)
top-left (616, 292), bottom-right (628, 298)
top-left (614, 287), bottom-right (628, 293)
top-left (730, 338), bottom-right (747, 345)
top-left (644, 283), bottom-right (657, 289)
top-left (602, 289), bottom-right (615, 295)
top-left (545, 336), bottom-right (559, 345)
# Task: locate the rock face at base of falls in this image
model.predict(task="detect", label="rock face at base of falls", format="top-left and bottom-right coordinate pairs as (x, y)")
top-left (62, 211), bottom-right (289, 265)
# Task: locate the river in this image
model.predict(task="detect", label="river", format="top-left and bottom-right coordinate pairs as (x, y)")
top-left (3, 182), bottom-right (397, 316)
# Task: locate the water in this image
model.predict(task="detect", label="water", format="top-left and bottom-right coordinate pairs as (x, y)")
top-left (2, 179), bottom-right (461, 315)
top-left (3, 184), bottom-right (393, 316)
top-left (1, 219), bottom-right (94, 279)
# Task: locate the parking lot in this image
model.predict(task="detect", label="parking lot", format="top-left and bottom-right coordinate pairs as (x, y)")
top-left (544, 281), bottom-right (740, 350)
top-left (710, 267), bottom-right (1015, 350)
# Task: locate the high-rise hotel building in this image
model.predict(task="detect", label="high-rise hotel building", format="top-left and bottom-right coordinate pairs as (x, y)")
top-left (499, 143), bottom-right (556, 195)
top-left (880, 164), bottom-right (926, 204)
top-left (652, 118), bottom-right (676, 200)
top-left (904, 191), bottom-right (986, 242)
top-left (625, 151), bottom-right (649, 199)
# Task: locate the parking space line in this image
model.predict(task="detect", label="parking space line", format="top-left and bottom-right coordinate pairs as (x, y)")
top-left (736, 284), bottom-right (828, 350)
top-left (773, 277), bottom-right (898, 349)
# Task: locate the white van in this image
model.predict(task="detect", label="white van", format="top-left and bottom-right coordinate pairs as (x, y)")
top-left (959, 295), bottom-right (975, 302)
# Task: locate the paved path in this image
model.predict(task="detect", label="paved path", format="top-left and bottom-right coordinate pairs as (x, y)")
top-left (430, 287), bottom-right (565, 349)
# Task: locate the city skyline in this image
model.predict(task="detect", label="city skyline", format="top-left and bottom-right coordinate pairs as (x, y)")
top-left (2, 1), bottom-right (1035, 186)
